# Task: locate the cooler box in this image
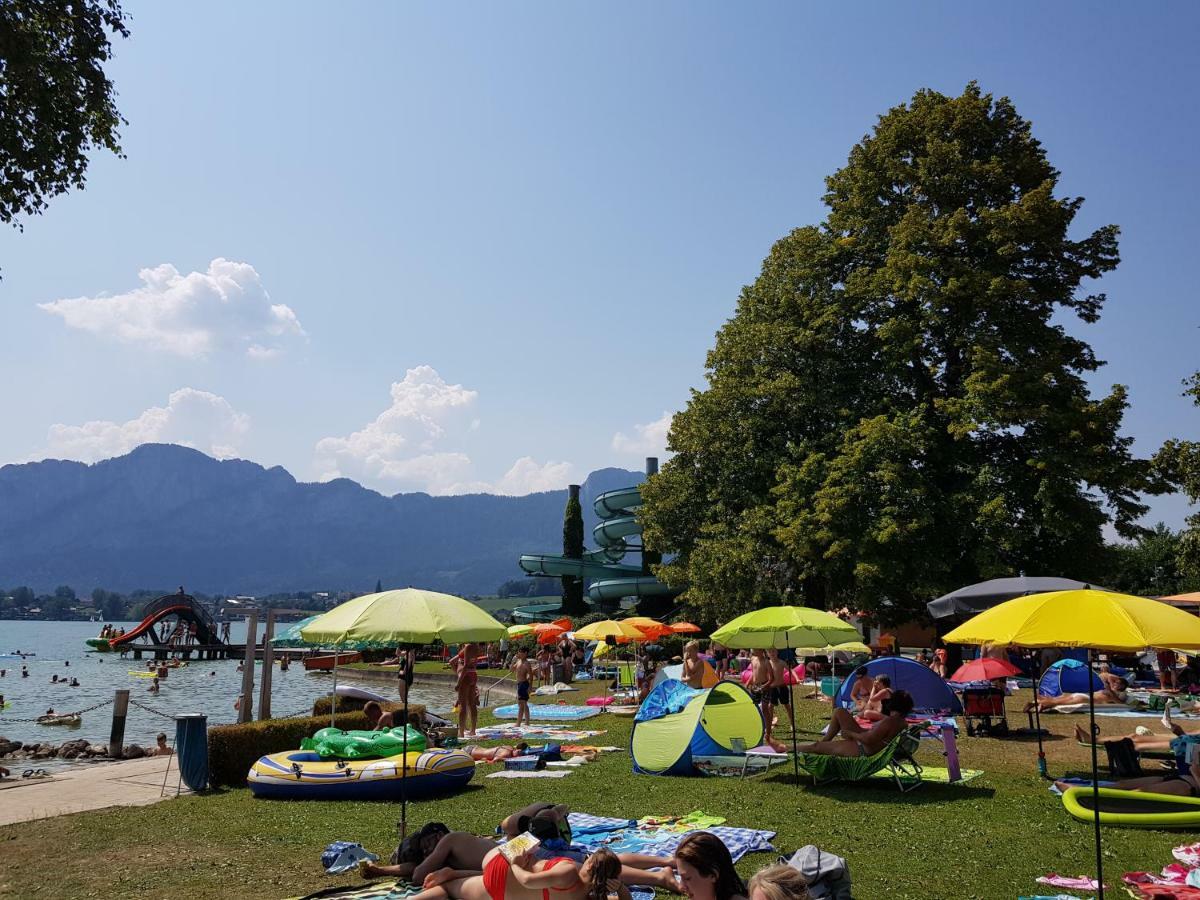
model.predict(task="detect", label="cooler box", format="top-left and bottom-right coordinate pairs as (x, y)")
top-left (820, 676), bottom-right (844, 698)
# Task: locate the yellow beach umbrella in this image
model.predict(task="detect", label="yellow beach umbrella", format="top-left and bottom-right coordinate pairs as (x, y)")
top-left (942, 589), bottom-right (1200, 652)
top-left (507, 624), bottom-right (534, 638)
top-left (574, 619), bottom-right (645, 642)
top-left (944, 589), bottom-right (1200, 900)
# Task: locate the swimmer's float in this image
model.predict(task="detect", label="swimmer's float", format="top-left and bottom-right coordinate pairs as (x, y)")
top-left (85, 638), bottom-right (112, 652)
top-left (37, 712), bottom-right (81, 726)
top-left (248, 748), bottom-right (475, 801)
top-left (301, 726), bottom-right (427, 759)
top-left (1062, 786), bottom-right (1200, 828)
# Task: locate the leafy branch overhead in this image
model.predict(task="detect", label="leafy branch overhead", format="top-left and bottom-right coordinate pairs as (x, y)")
top-left (641, 83), bottom-right (1160, 625)
top-left (0, 0), bottom-right (129, 230)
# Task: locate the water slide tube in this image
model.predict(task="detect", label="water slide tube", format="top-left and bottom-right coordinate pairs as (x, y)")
top-left (518, 481), bottom-right (681, 604)
top-left (108, 593), bottom-right (222, 647)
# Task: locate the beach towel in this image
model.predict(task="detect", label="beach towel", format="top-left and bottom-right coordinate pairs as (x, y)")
top-left (486, 769), bottom-right (572, 778)
top-left (492, 705), bottom-right (601, 721)
top-left (294, 882), bottom-right (653, 900)
top-left (867, 765), bottom-right (982, 785)
top-left (471, 724), bottom-right (606, 741)
top-left (1046, 706), bottom-right (1199, 719)
top-left (565, 812), bottom-right (775, 863)
top-left (535, 683), bottom-right (579, 695)
top-left (1037, 874), bottom-right (1102, 890)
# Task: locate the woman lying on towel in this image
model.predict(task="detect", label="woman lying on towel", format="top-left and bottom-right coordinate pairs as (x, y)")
top-left (1055, 759), bottom-right (1200, 798)
top-left (1071, 702), bottom-right (1197, 752)
top-left (1024, 672), bottom-right (1129, 713)
top-left (795, 691), bottom-right (914, 757)
top-left (364, 809), bottom-right (681, 892)
top-left (406, 845), bottom-right (630, 900)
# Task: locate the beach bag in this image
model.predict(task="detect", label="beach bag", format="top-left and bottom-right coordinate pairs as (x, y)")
top-left (781, 845), bottom-right (853, 900)
top-left (1104, 738), bottom-right (1143, 778)
top-left (321, 841), bottom-right (377, 874)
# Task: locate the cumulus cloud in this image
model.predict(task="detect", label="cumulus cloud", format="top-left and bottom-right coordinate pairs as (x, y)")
top-left (40, 388), bottom-right (250, 463)
top-left (612, 411), bottom-right (673, 457)
top-left (38, 258), bottom-right (304, 359)
top-left (314, 367), bottom-right (573, 495)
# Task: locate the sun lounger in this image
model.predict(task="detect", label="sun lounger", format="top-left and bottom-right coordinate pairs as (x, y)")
top-left (797, 725), bottom-right (925, 792)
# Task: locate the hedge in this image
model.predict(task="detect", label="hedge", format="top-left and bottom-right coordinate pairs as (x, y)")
top-left (207, 700), bottom-right (425, 788)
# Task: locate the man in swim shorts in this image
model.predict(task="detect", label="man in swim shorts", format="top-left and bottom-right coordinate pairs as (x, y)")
top-left (513, 647), bottom-right (532, 727)
top-left (796, 690), bottom-right (915, 757)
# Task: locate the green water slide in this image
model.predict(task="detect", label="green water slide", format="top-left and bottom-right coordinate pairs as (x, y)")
top-left (517, 465), bottom-right (682, 605)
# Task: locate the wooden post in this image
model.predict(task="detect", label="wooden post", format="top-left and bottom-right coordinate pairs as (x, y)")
top-left (109, 689), bottom-right (130, 758)
top-left (239, 611), bottom-right (258, 724)
top-left (258, 609), bottom-right (276, 720)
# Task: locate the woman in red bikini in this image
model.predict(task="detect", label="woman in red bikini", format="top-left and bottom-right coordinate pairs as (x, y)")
top-left (409, 845), bottom-right (627, 900)
top-left (452, 642), bottom-right (481, 738)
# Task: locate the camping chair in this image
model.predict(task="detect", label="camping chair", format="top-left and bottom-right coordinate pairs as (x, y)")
top-left (797, 725), bottom-right (925, 792)
top-left (616, 662), bottom-right (637, 690)
top-left (961, 685), bottom-right (1009, 737)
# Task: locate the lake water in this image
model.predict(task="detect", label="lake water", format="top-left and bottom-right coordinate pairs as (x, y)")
top-left (0, 620), bottom-right (459, 758)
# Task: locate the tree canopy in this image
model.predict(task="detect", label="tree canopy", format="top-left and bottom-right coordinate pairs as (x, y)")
top-left (1156, 373), bottom-right (1200, 582)
top-left (641, 84), bottom-right (1157, 625)
top-left (0, 0), bottom-right (128, 233)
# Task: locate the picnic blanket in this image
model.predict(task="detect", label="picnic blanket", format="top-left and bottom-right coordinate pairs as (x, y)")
top-left (294, 881), bottom-right (653, 900)
top-left (1046, 705), bottom-right (1199, 719)
top-left (535, 682), bottom-right (579, 695)
top-left (566, 812), bottom-right (775, 862)
top-left (486, 769), bottom-right (572, 778)
top-left (493, 704), bottom-right (601, 720)
top-left (868, 765), bottom-right (982, 785)
top-left (472, 724), bottom-right (606, 741)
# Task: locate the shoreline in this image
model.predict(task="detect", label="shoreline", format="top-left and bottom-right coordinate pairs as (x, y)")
top-left (334, 666), bottom-right (519, 701)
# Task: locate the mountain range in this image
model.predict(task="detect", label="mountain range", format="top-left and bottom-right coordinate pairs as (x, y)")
top-left (0, 444), bottom-right (644, 596)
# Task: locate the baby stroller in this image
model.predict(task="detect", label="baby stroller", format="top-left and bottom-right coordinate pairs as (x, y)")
top-left (960, 682), bottom-right (1009, 737)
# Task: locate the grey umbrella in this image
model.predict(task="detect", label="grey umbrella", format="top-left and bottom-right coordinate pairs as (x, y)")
top-left (926, 577), bottom-right (1112, 620)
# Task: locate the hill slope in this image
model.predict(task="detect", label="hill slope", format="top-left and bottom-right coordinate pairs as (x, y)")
top-left (0, 444), bottom-right (643, 595)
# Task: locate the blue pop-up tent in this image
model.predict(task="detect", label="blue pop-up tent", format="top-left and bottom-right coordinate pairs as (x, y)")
top-left (1038, 659), bottom-right (1104, 696)
top-left (834, 656), bottom-right (962, 714)
top-left (630, 679), bottom-right (764, 776)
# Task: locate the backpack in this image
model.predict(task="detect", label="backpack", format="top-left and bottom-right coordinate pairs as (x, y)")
top-left (1103, 737), bottom-right (1143, 778)
top-left (781, 845), bottom-right (853, 900)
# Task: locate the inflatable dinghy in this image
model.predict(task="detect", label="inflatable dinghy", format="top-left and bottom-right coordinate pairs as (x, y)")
top-left (1062, 786), bottom-right (1200, 828)
top-left (248, 748), bottom-right (474, 801)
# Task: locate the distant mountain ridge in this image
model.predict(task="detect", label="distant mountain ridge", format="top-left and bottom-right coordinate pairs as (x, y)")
top-left (0, 444), bottom-right (644, 595)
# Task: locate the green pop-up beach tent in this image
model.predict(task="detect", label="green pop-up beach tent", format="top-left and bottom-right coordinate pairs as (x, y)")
top-left (631, 679), bottom-right (764, 776)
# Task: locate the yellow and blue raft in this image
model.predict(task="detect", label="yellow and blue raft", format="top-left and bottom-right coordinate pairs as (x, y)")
top-left (248, 748), bottom-right (474, 801)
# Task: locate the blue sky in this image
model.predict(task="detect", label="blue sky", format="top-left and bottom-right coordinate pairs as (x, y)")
top-left (0, 3), bottom-right (1197, 524)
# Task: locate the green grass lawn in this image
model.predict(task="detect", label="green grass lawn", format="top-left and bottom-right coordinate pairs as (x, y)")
top-left (0, 685), bottom-right (1187, 899)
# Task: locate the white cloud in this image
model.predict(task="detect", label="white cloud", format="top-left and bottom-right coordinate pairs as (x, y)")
top-left (38, 258), bottom-right (304, 359)
top-left (612, 411), bottom-right (673, 456)
top-left (314, 366), bottom-right (573, 495)
top-left (40, 388), bottom-right (250, 463)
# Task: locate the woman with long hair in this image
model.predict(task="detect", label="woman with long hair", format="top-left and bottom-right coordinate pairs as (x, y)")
top-left (672, 833), bottom-right (746, 900)
top-left (408, 845), bottom-right (629, 900)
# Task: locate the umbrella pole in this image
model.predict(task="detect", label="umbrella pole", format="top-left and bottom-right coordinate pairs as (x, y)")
top-left (1034, 662), bottom-right (1048, 779)
top-left (787, 634), bottom-right (799, 786)
top-left (401, 645), bottom-right (410, 843)
top-left (331, 649), bottom-right (340, 728)
top-left (1087, 650), bottom-right (1104, 900)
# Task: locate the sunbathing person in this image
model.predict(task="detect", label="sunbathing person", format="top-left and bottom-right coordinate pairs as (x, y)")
top-left (1024, 673), bottom-right (1129, 713)
top-left (859, 675), bottom-right (892, 722)
top-left (796, 690), bottom-right (915, 757)
top-left (407, 844), bottom-right (629, 900)
top-left (367, 810), bottom-right (681, 892)
top-left (1055, 758), bottom-right (1200, 798)
top-left (1071, 702), bottom-right (1195, 753)
top-left (501, 802), bottom-right (571, 839)
top-left (461, 743), bottom-right (528, 762)
top-left (847, 667), bottom-right (875, 712)
top-left (747, 865), bottom-right (811, 900)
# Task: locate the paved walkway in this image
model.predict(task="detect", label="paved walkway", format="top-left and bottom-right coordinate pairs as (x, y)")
top-left (0, 755), bottom-right (183, 825)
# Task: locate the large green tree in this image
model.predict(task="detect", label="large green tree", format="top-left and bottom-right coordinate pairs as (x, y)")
top-left (560, 485), bottom-right (586, 615)
top-left (0, 1), bottom-right (128, 236)
top-left (642, 84), bottom-right (1155, 625)
top-left (1156, 373), bottom-right (1200, 581)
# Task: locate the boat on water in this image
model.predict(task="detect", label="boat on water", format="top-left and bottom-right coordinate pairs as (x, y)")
top-left (38, 712), bottom-right (81, 727)
top-left (302, 652), bottom-right (363, 671)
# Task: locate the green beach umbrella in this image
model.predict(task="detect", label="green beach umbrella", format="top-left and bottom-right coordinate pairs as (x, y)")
top-left (712, 606), bottom-right (862, 784)
top-left (269, 614), bottom-right (323, 648)
top-left (300, 588), bottom-right (506, 838)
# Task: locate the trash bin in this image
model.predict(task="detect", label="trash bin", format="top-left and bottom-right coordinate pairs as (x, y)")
top-left (175, 713), bottom-right (208, 792)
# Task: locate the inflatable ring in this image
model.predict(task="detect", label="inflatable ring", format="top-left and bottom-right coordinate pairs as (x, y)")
top-left (1062, 786), bottom-right (1200, 828)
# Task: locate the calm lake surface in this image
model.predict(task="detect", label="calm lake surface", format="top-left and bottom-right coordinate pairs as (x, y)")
top-left (0, 620), bottom-right (458, 756)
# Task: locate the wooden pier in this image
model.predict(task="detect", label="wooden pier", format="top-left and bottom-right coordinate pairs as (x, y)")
top-left (123, 643), bottom-right (310, 662)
